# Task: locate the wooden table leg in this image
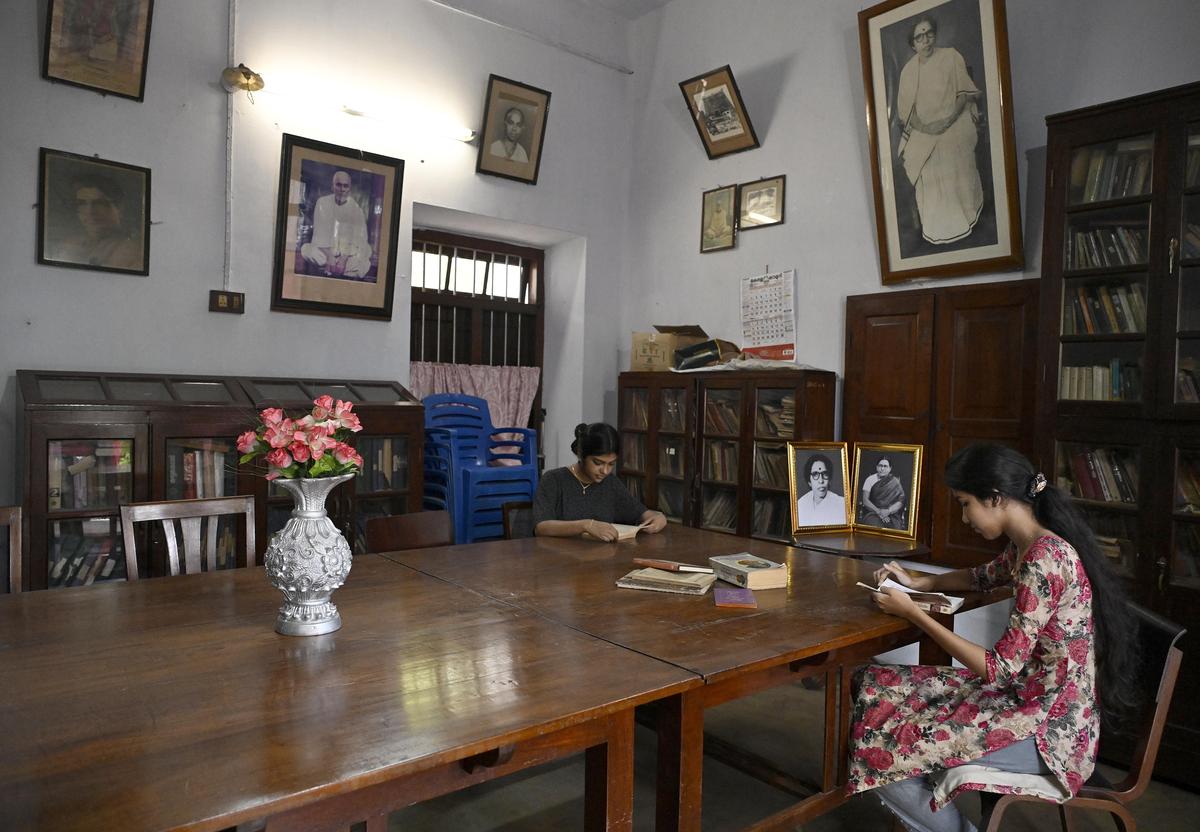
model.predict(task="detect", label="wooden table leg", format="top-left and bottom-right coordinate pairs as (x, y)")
top-left (654, 691), bottom-right (704, 832)
top-left (585, 708), bottom-right (634, 831)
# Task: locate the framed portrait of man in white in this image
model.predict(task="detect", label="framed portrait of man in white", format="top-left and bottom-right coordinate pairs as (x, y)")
top-left (858, 0), bottom-right (1023, 284)
top-left (476, 75), bottom-right (551, 185)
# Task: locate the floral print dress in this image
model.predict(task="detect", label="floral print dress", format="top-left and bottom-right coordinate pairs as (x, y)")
top-left (846, 535), bottom-right (1098, 809)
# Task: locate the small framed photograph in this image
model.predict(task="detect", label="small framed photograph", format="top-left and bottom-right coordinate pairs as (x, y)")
top-left (788, 442), bottom-right (852, 533)
top-left (858, 0), bottom-right (1023, 284)
top-left (476, 74), bottom-right (551, 185)
top-left (43, 0), bottom-right (155, 101)
top-left (679, 65), bottom-right (760, 160)
top-left (37, 148), bottom-right (150, 275)
top-left (851, 442), bottom-right (923, 540)
top-left (738, 175), bottom-right (786, 230)
top-left (700, 185), bottom-right (737, 253)
top-left (270, 133), bottom-right (404, 321)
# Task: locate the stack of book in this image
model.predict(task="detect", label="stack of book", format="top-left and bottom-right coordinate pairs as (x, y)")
top-left (1061, 282), bottom-right (1146, 335)
top-left (704, 396), bottom-right (741, 434)
top-left (1065, 446), bottom-right (1139, 503)
top-left (616, 567), bottom-right (717, 595)
top-left (753, 443), bottom-right (788, 488)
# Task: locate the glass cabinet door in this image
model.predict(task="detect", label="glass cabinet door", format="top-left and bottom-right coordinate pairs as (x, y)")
top-left (1055, 440), bottom-right (1140, 579)
top-left (1175, 126), bottom-right (1200, 405)
top-left (751, 441), bottom-right (791, 541)
top-left (353, 435), bottom-right (410, 553)
top-left (700, 387), bottom-right (742, 533)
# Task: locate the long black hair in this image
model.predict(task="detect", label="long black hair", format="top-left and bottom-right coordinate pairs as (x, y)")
top-left (571, 422), bottom-right (619, 459)
top-left (944, 443), bottom-right (1137, 716)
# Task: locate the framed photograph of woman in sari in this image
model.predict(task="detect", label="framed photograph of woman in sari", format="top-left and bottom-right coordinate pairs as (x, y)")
top-left (858, 0), bottom-right (1022, 284)
top-left (851, 442), bottom-right (922, 540)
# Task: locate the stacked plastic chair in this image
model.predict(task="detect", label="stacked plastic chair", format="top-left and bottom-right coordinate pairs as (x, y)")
top-left (422, 394), bottom-right (539, 543)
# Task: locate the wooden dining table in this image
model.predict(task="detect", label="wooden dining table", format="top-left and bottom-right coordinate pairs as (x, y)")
top-left (384, 525), bottom-right (927, 832)
top-left (0, 555), bottom-right (700, 832)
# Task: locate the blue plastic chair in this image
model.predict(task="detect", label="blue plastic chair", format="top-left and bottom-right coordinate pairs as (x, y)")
top-left (422, 395), bottom-right (539, 543)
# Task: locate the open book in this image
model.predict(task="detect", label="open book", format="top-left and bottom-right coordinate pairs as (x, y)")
top-left (583, 522), bottom-right (649, 541)
top-left (856, 578), bottom-right (964, 614)
top-left (616, 567), bottom-right (718, 595)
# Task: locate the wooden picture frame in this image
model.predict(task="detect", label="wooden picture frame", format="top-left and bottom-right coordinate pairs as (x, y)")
top-left (37, 148), bottom-right (150, 276)
top-left (270, 134), bottom-right (404, 321)
top-left (700, 185), bottom-right (737, 253)
top-left (738, 175), bottom-right (786, 230)
top-left (43, 0), bottom-right (155, 101)
top-left (858, 0), bottom-right (1022, 284)
top-left (679, 65), bottom-right (760, 159)
top-left (851, 442), bottom-right (923, 540)
top-left (788, 442), bottom-right (852, 533)
top-left (475, 75), bottom-right (551, 185)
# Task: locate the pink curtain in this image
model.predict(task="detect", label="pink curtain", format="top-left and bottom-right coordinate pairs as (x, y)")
top-left (410, 362), bottom-right (541, 428)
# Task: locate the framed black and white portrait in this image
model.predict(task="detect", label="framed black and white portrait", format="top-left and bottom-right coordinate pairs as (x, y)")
top-left (738, 175), bottom-right (785, 230)
top-left (858, 0), bottom-right (1022, 284)
top-left (37, 148), bottom-right (150, 276)
top-left (679, 65), bottom-right (760, 160)
top-left (476, 75), bottom-right (551, 185)
top-left (700, 185), bottom-right (737, 253)
top-left (43, 0), bottom-right (155, 101)
top-left (851, 442), bottom-right (923, 540)
top-left (788, 442), bottom-right (851, 533)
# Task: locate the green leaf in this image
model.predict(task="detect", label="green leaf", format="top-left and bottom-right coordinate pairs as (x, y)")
top-left (239, 452), bottom-right (259, 464)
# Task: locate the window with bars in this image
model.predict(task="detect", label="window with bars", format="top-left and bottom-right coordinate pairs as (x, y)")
top-left (410, 230), bottom-right (544, 369)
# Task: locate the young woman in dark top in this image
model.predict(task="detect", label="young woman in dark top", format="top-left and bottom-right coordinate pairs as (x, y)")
top-left (532, 422), bottom-right (668, 541)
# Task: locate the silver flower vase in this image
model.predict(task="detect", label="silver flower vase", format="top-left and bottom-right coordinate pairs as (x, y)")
top-left (264, 473), bottom-right (354, 636)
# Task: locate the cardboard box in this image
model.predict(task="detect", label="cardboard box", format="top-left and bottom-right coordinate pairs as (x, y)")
top-left (674, 338), bottom-right (741, 370)
top-left (630, 325), bottom-right (709, 371)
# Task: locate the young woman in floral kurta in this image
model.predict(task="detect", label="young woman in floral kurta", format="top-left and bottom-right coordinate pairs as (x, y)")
top-left (846, 444), bottom-right (1134, 832)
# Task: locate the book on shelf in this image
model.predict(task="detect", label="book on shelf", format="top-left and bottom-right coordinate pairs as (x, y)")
top-left (709, 553), bottom-right (788, 590)
top-left (713, 586), bottom-right (757, 608)
top-left (857, 578), bottom-right (964, 614)
top-left (583, 522), bottom-right (648, 541)
top-left (616, 567), bottom-right (717, 595)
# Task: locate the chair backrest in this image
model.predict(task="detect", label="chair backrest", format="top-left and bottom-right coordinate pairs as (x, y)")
top-left (502, 501), bottom-right (534, 540)
top-left (424, 394), bottom-right (495, 435)
top-left (2, 505), bottom-right (21, 594)
top-left (120, 496), bottom-right (256, 580)
top-left (365, 510), bottom-right (454, 553)
top-left (1100, 601), bottom-right (1187, 803)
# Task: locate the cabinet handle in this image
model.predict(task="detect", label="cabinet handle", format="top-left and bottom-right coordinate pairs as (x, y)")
top-left (1169, 236), bottom-right (1179, 275)
top-left (1156, 556), bottom-right (1169, 592)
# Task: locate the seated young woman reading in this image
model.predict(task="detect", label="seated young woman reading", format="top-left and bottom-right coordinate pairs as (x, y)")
top-left (846, 443), bottom-right (1135, 832)
top-left (532, 422), bottom-right (668, 542)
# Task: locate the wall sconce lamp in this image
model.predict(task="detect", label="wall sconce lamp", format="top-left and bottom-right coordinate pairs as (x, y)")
top-left (221, 63), bottom-right (265, 96)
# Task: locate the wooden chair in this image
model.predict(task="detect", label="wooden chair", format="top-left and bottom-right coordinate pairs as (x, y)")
top-left (2, 505), bottom-right (21, 593)
top-left (982, 602), bottom-right (1186, 831)
top-left (502, 501), bottom-right (534, 539)
top-left (120, 496), bottom-right (255, 580)
top-left (364, 510), bottom-right (453, 553)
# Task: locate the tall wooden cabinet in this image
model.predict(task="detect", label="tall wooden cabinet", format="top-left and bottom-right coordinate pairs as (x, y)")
top-left (15, 370), bottom-right (424, 591)
top-left (618, 369), bottom-right (835, 543)
top-left (1035, 82), bottom-right (1200, 787)
top-left (843, 278), bottom-right (1040, 567)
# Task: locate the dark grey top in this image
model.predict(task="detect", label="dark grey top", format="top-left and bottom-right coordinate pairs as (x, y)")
top-left (532, 466), bottom-right (648, 528)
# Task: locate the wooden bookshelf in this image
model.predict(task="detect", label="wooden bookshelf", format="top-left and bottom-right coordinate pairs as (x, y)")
top-left (16, 371), bottom-right (424, 589)
top-left (618, 369), bottom-right (835, 543)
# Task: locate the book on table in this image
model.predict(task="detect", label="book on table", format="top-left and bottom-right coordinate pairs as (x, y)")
top-left (616, 567), bottom-right (718, 595)
top-left (713, 586), bottom-right (757, 608)
top-left (583, 522), bottom-right (648, 541)
top-left (708, 553), bottom-right (788, 590)
top-left (856, 578), bottom-right (964, 614)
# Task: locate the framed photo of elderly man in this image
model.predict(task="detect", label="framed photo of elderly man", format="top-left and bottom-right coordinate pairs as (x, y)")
top-left (270, 134), bottom-right (404, 321)
top-left (476, 75), bottom-right (551, 185)
top-left (37, 148), bottom-right (150, 276)
top-left (679, 65), bottom-right (760, 160)
top-left (43, 0), bottom-right (155, 100)
top-left (788, 442), bottom-right (852, 533)
top-left (851, 442), bottom-right (923, 540)
top-left (858, 0), bottom-right (1023, 285)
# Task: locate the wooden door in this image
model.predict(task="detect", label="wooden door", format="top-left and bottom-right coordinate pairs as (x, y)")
top-left (931, 280), bottom-right (1041, 567)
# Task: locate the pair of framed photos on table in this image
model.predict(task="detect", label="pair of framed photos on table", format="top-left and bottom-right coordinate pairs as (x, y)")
top-left (787, 441), bottom-right (922, 540)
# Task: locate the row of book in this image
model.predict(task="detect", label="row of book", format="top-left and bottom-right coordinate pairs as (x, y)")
top-left (658, 442), bottom-right (684, 477)
top-left (704, 396), bottom-right (741, 434)
top-left (700, 488), bottom-right (737, 530)
top-left (47, 532), bottom-right (123, 588)
top-left (621, 434), bottom-right (645, 471)
top-left (1063, 446), bottom-right (1139, 504)
top-left (755, 394), bottom-right (795, 437)
top-left (1059, 361), bottom-right (1141, 402)
top-left (1062, 282), bottom-right (1146, 335)
top-left (622, 475), bottom-right (645, 503)
top-left (750, 495), bottom-right (790, 539)
top-left (1069, 139), bottom-right (1152, 204)
top-left (624, 391), bottom-right (649, 430)
top-left (1183, 222), bottom-right (1200, 260)
top-left (753, 444), bottom-right (789, 489)
top-left (355, 437), bottom-right (409, 492)
top-left (1066, 225), bottom-right (1147, 271)
top-left (657, 482), bottom-right (683, 519)
top-left (166, 442), bottom-right (234, 500)
top-left (704, 440), bottom-right (739, 482)
top-left (1175, 454), bottom-right (1200, 512)
top-left (48, 440), bottom-right (132, 510)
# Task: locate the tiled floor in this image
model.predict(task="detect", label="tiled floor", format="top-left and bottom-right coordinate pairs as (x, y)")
top-left (390, 681), bottom-right (1198, 830)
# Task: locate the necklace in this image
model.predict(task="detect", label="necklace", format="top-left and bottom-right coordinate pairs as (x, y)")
top-left (571, 464), bottom-right (592, 492)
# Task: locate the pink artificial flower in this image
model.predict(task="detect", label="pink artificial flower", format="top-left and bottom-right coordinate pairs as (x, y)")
top-left (259, 407), bottom-right (286, 426)
top-left (264, 419), bottom-right (296, 449)
top-left (288, 441), bottom-right (311, 464)
top-left (332, 399), bottom-right (362, 432)
top-left (312, 395), bottom-right (334, 420)
top-left (294, 414), bottom-right (315, 429)
top-left (332, 442), bottom-right (363, 467)
top-left (236, 430), bottom-right (259, 454)
top-left (305, 423), bottom-right (337, 458)
top-left (265, 447), bottom-right (293, 471)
